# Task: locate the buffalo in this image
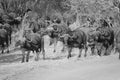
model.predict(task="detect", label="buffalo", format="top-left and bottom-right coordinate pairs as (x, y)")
top-left (87, 29), bottom-right (99, 55)
top-left (29, 19), bottom-right (46, 33)
top-left (88, 27), bottom-right (114, 56)
top-left (46, 23), bottom-right (70, 53)
top-left (15, 29), bottom-right (45, 62)
top-left (59, 28), bottom-right (88, 58)
top-left (0, 28), bottom-right (9, 54)
top-left (2, 23), bottom-right (12, 44)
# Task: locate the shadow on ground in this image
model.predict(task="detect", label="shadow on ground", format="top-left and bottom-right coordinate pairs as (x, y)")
top-left (44, 54), bottom-right (76, 60)
top-left (0, 50), bottom-right (33, 64)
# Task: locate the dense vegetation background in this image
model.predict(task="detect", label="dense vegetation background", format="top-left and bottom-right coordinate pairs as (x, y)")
top-left (0, 0), bottom-right (120, 28)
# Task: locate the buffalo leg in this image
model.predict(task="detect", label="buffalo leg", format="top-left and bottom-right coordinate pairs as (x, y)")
top-left (1, 48), bottom-right (4, 54)
top-left (114, 42), bottom-right (118, 54)
top-left (41, 38), bottom-right (45, 60)
top-left (22, 50), bottom-right (25, 63)
top-left (49, 38), bottom-right (54, 46)
top-left (119, 52), bottom-right (120, 59)
top-left (49, 38), bottom-right (57, 53)
top-left (114, 47), bottom-right (118, 54)
top-left (118, 49), bottom-right (120, 60)
top-left (61, 43), bottom-right (66, 52)
top-left (42, 51), bottom-right (45, 60)
top-left (1, 44), bottom-right (5, 54)
top-left (97, 50), bottom-right (100, 56)
top-left (91, 46), bottom-right (95, 55)
top-left (67, 47), bottom-right (72, 59)
top-left (1, 49), bottom-right (4, 54)
top-left (78, 48), bottom-right (82, 58)
top-left (61, 46), bottom-right (65, 52)
top-left (53, 40), bottom-right (57, 53)
top-left (107, 45), bottom-right (113, 55)
top-left (6, 45), bottom-right (9, 53)
top-left (26, 51), bottom-right (30, 62)
top-left (41, 49), bottom-right (45, 60)
top-left (84, 46), bottom-right (88, 57)
top-left (100, 47), bottom-right (103, 56)
top-left (53, 38), bottom-right (58, 53)
top-left (35, 51), bottom-right (40, 61)
top-left (104, 46), bottom-right (108, 56)
top-left (10, 35), bottom-right (12, 44)
top-left (116, 44), bottom-right (120, 59)
top-left (6, 38), bottom-right (9, 53)
top-left (97, 45), bottom-right (103, 56)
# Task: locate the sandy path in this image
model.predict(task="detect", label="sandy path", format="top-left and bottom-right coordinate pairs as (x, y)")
top-left (4, 54), bottom-right (120, 80)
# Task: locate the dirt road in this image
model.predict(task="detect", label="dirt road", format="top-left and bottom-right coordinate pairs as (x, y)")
top-left (0, 53), bottom-right (120, 80)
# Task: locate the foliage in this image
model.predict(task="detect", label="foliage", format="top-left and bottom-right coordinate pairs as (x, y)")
top-left (0, 0), bottom-right (120, 27)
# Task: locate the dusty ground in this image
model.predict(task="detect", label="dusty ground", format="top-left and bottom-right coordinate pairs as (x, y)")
top-left (0, 36), bottom-right (120, 80)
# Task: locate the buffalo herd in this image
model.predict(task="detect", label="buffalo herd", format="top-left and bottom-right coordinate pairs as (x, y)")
top-left (0, 14), bottom-right (120, 63)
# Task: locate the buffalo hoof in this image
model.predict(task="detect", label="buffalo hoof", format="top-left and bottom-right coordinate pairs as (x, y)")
top-left (91, 52), bottom-right (96, 56)
top-left (7, 50), bottom-right (9, 53)
top-left (21, 61), bottom-right (25, 63)
top-left (67, 55), bottom-right (71, 59)
top-left (43, 57), bottom-right (45, 60)
top-left (78, 55), bottom-right (81, 58)
top-left (1, 51), bottom-right (4, 54)
top-left (104, 51), bottom-right (108, 56)
top-left (67, 56), bottom-right (70, 59)
top-left (53, 50), bottom-right (56, 53)
top-left (97, 51), bottom-right (101, 56)
top-left (84, 54), bottom-right (87, 57)
top-left (21, 58), bottom-right (25, 63)
top-left (26, 59), bottom-right (29, 62)
top-left (35, 58), bottom-right (39, 61)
